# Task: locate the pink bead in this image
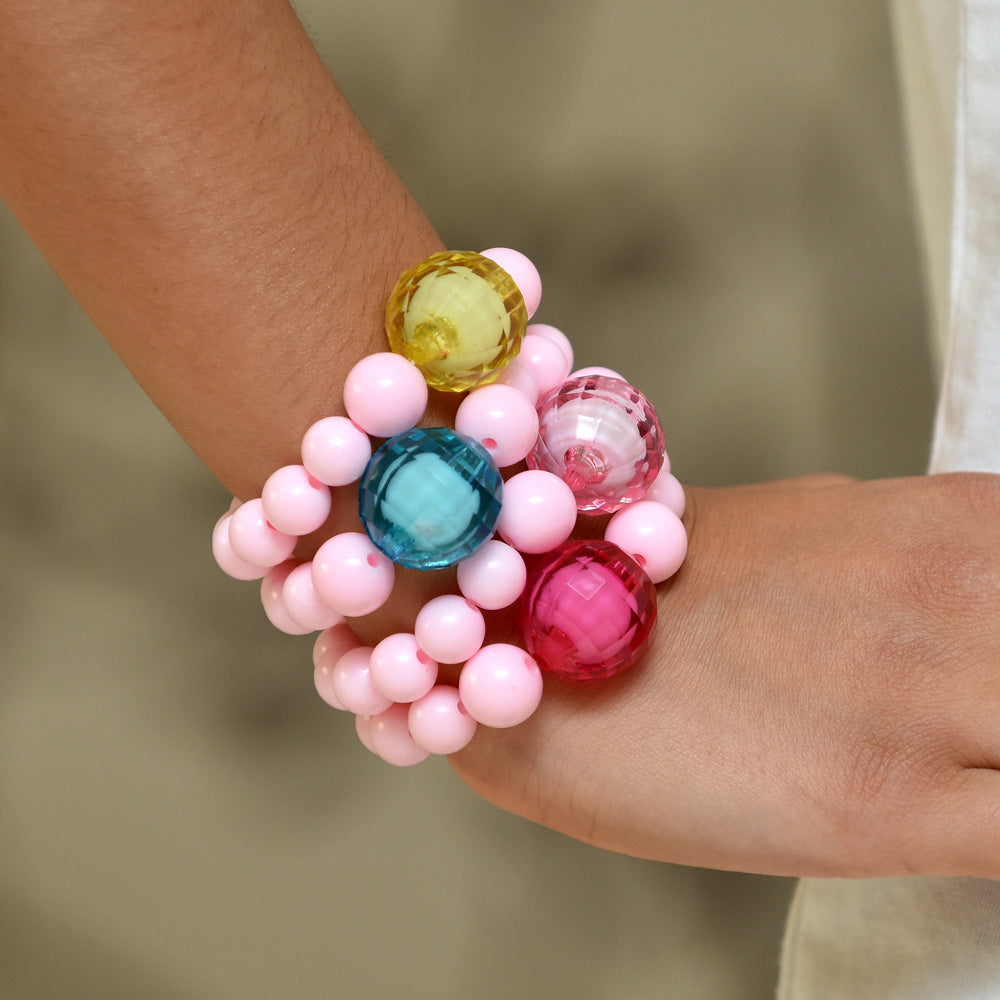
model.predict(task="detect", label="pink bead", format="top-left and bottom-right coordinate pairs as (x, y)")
top-left (312, 532), bottom-right (395, 617)
top-left (527, 323), bottom-right (574, 373)
top-left (261, 464), bottom-right (332, 536)
top-left (496, 470), bottom-right (577, 554)
top-left (455, 383), bottom-right (540, 468)
top-left (301, 416), bottom-right (373, 487)
top-left (479, 247), bottom-right (542, 319)
top-left (646, 469), bottom-right (685, 517)
top-left (458, 644), bottom-right (543, 728)
top-left (493, 358), bottom-right (539, 406)
top-left (343, 352), bottom-right (428, 438)
top-left (313, 623), bottom-right (361, 710)
top-left (369, 633), bottom-right (439, 704)
top-left (520, 540), bottom-right (657, 681)
top-left (282, 561), bottom-right (345, 631)
top-left (604, 500), bottom-right (687, 584)
top-left (414, 595), bottom-right (486, 664)
top-left (331, 645), bottom-right (392, 716)
top-left (228, 498), bottom-right (297, 568)
top-left (530, 375), bottom-right (666, 514)
top-left (212, 511), bottom-right (267, 580)
top-left (355, 713), bottom-right (377, 753)
top-left (408, 686), bottom-right (478, 755)
top-left (517, 332), bottom-right (572, 396)
top-left (571, 365), bottom-right (625, 381)
top-left (261, 561), bottom-right (313, 635)
top-left (369, 702), bottom-right (431, 767)
top-left (456, 540), bottom-right (527, 610)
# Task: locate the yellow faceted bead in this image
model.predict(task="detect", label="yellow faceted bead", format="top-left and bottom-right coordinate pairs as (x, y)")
top-left (384, 251), bottom-right (527, 392)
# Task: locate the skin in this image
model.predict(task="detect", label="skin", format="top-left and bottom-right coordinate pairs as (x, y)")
top-left (3, 1), bottom-right (1000, 878)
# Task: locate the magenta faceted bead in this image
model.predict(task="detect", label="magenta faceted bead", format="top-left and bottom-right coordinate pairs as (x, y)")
top-left (529, 375), bottom-right (666, 515)
top-left (520, 539), bottom-right (657, 681)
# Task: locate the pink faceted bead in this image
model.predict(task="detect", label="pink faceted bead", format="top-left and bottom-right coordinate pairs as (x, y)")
top-left (313, 623), bottom-right (362, 710)
top-left (301, 416), bottom-right (373, 487)
top-left (369, 702), bottom-right (430, 767)
top-left (571, 365), bottom-right (625, 381)
top-left (496, 470), bottom-right (577, 554)
top-left (408, 686), bottom-right (478, 755)
top-left (261, 561), bottom-right (313, 635)
top-left (456, 540), bottom-right (527, 610)
top-left (312, 532), bottom-right (395, 617)
top-left (414, 595), bottom-right (486, 664)
top-left (517, 332), bottom-right (572, 396)
top-left (261, 464), bottom-right (332, 536)
top-left (479, 247), bottom-right (542, 319)
top-left (228, 498), bottom-right (297, 568)
top-left (455, 383), bottom-right (540, 468)
top-left (212, 511), bottom-right (267, 580)
top-left (282, 561), bottom-right (345, 631)
top-left (527, 323), bottom-right (574, 373)
top-left (458, 644), bottom-right (543, 728)
top-left (493, 358), bottom-right (539, 405)
top-left (529, 375), bottom-right (665, 514)
top-left (647, 468), bottom-right (685, 517)
top-left (331, 645), bottom-right (392, 716)
top-left (369, 633), bottom-right (439, 704)
top-left (520, 539), bottom-right (657, 681)
top-left (604, 500), bottom-right (687, 584)
top-left (343, 352), bottom-right (428, 438)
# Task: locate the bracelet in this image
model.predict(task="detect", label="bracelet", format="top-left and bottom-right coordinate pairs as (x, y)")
top-left (211, 248), bottom-right (687, 765)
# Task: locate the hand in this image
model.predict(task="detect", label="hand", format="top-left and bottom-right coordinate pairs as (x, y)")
top-left (451, 473), bottom-right (1000, 879)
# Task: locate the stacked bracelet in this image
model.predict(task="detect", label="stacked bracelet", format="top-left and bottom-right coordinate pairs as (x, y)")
top-left (212, 248), bottom-right (687, 766)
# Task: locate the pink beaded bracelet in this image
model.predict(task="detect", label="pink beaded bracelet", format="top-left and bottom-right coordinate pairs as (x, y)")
top-left (212, 248), bottom-right (687, 766)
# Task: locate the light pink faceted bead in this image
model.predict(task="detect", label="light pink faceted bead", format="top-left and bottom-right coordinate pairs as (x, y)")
top-left (331, 645), bottom-right (392, 716)
top-left (455, 383), bottom-right (540, 468)
top-left (408, 686), bottom-right (478, 755)
top-left (604, 500), bottom-right (688, 584)
top-left (479, 247), bottom-right (542, 318)
top-left (261, 562), bottom-right (313, 635)
top-left (646, 468), bottom-right (685, 517)
top-left (228, 498), bottom-right (297, 568)
top-left (369, 702), bottom-right (431, 766)
top-left (301, 416), bottom-right (373, 487)
top-left (343, 352), bottom-right (428, 438)
top-left (458, 644), bottom-right (544, 729)
top-left (571, 365), bottom-right (625, 381)
top-left (261, 464), bottom-right (332, 536)
top-left (313, 623), bottom-right (362, 710)
top-left (517, 332), bottom-right (572, 397)
top-left (312, 532), bottom-right (395, 617)
top-left (493, 358), bottom-right (539, 406)
top-left (456, 539), bottom-right (527, 610)
top-left (496, 470), bottom-right (577, 554)
top-left (369, 633), bottom-right (439, 704)
top-left (355, 713), bottom-right (377, 753)
top-left (212, 511), bottom-right (267, 581)
top-left (282, 561), bottom-right (344, 632)
top-left (414, 595), bottom-right (486, 664)
top-left (527, 323), bottom-right (574, 373)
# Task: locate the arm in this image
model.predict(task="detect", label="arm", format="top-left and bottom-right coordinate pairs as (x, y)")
top-left (4, 1), bottom-right (1000, 880)
top-left (0, 0), bottom-right (442, 499)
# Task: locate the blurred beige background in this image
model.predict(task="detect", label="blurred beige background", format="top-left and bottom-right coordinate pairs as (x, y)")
top-left (0, 2), bottom-right (934, 998)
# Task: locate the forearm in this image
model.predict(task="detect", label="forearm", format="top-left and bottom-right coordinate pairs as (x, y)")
top-left (0, 0), bottom-right (442, 497)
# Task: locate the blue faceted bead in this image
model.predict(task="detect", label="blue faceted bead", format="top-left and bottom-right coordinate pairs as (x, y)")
top-left (359, 427), bottom-right (503, 570)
